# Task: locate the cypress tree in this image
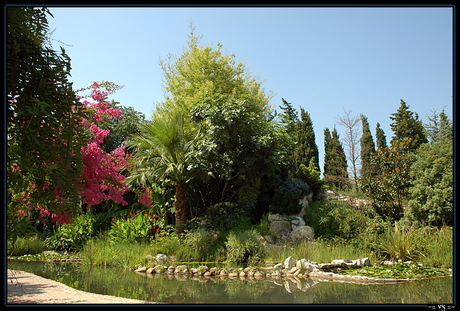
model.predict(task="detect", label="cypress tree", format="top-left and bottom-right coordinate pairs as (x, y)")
top-left (375, 122), bottom-right (387, 150)
top-left (389, 99), bottom-right (428, 152)
top-left (294, 108), bottom-right (320, 172)
top-left (360, 114), bottom-right (375, 178)
top-left (324, 127), bottom-right (348, 188)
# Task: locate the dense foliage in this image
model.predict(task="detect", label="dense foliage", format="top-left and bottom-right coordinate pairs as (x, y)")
top-left (7, 8), bottom-right (452, 271)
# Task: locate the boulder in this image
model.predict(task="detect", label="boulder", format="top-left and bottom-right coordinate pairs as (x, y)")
top-left (291, 216), bottom-right (306, 228)
top-left (289, 225), bottom-right (314, 242)
top-left (269, 220), bottom-right (291, 237)
top-left (146, 267), bottom-right (155, 274)
top-left (273, 263), bottom-right (283, 270)
top-left (296, 259), bottom-right (317, 273)
top-left (361, 257), bottom-right (371, 267)
top-left (284, 256), bottom-right (295, 270)
top-left (156, 253), bottom-right (168, 263)
top-left (263, 235), bottom-right (275, 244)
top-left (135, 267), bottom-right (147, 273)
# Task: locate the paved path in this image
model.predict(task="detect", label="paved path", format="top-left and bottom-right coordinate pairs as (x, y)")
top-left (6, 269), bottom-right (156, 304)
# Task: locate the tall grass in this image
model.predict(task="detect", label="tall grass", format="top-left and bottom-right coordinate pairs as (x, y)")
top-left (7, 235), bottom-right (45, 256)
top-left (265, 238), bottom-right (377, 264)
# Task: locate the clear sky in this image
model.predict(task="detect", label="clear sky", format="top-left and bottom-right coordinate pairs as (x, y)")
top-left (47, 5), bottom-right (453, 175)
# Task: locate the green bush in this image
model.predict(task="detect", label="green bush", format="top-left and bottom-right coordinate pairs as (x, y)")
top-left (45, 214), bottom-right (96, 252)
top-left (225, 229), bottom-right (265, 263)
top-left (270, 177), bottom-right (309, 215)
top-left (204, 202), bottom-right (246, 231)
top-left (184, 227), bottom-right (213, 261)
top-left (303, 200), bottom-right (367, 239)
top-left (108, 211), bottom-right (156, 244)
top-left (407, 141), bottom-right (453, 226)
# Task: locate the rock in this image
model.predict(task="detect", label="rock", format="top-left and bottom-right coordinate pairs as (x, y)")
top-left (284, 256), bottom-right (295, 270)
top-left (156, 254), bottom-right (167, 263)
top-left (198, 266), bottom-right (209, 273)
top-left (291, 216), bottom-right (306, 228)
top-left (175, 265), bottom-right (188, 274)
top-left (219, 269), bottom-right (228, 276)
top-left (273, 263), bottom-right (283, 270)
top-left (146, 267), bottom-right (155, 274)
top-left (239, 271), bottom-right (247, 277)
top-left (289, 225), bottom-right (314, 242)
top-left (190, 268), bottom-right (198, 274)
top-left (135, 267), bottom-right (147, 273)
top-left (154, 265), bottom-right (166, 273)
top-left (287, 267), bottom-right (298, 274)
top-left (167, 266), bottom-right (175, 274)
top-left (361, 257), bottom-right (371, 267)
top-left (204, 271), bottom-right (212, 277)
top-left (263, 235), bottom-right (275, 244)
top-left (296, 259), bottom-right (317, 273)
top-left (229, 272), bottom-right (239, 278)
top-left (269, 220), bottom-right (292, 237)
top-left (254, 271), bottom-right (265, 279)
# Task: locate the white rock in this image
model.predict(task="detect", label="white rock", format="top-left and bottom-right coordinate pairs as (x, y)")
top-left (284, 256), bottom-right (295, 270)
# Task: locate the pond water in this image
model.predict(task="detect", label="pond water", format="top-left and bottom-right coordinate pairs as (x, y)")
top-left (8, 260), bottom-right (453, 305)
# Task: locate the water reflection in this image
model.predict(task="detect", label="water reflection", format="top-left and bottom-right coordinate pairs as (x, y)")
top-left (7, 260), bottom-right (453, 304)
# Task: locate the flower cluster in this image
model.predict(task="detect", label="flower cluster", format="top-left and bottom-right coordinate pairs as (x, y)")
top-left (77, 82), bottom-right (130, 206)
top-left (138, 187), bottom-right (153, 207)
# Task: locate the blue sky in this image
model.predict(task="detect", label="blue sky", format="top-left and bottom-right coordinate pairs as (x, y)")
top-left (47, 6), bottom-right (453, 174)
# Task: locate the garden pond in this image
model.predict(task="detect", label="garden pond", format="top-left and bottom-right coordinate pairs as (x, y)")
top-left (8, 260), bottom-right (453, 305)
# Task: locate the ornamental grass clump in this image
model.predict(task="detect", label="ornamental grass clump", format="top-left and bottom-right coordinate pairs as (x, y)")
top-left (380, 222), bottom-right (417, 262)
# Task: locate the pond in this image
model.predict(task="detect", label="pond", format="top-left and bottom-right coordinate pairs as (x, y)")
top-left (8, 260), bottom-right (453, 305)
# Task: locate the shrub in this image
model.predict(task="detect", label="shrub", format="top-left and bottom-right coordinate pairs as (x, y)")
top-left (45, 214), bottom-right (96, 252)
top-left (225, 229), bottom-right (265, 263)
top-left (407, 141), bottom-right (453, 226)
top-left (270, 177), bottom-right (309, 214)
top-left (108, 211), bottom-right (159, 244)
top-left (379, 222), bottom-right (417, 262)
top-left (303, 200), bottom-right (367, 239)
top-left (184, 227), bottom-right (213, 261)
top-left (203, 202), bottom-right (246, 231)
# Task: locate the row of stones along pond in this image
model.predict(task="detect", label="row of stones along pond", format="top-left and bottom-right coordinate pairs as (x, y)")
top-left (131, 254), bottom-right (433, 284)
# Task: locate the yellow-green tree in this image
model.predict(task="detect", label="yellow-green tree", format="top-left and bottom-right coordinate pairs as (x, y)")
top-left (154, 23), bottom-right (273, 137)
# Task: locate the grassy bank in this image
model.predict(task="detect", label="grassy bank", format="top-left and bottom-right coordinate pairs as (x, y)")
top-left (8, 223), bottom-right (452, 270)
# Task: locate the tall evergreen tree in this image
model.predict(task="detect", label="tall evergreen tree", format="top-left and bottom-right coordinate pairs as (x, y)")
top-left (279, 98), bottom-right (298, 174)
top-left (389, 99), bottom-right (428, 152)
top-left (360, 114), bottom-right (375, 178)
top-left (279, 98), bottom-right (298, 135)
top-left (375, 122), bottom-right (387, 150)
top-left (324, 127), bottom-right (348, 188)
top-left (424, 108), bottom-right (453, 144)
top-left (294, 108), bottom-right (320, 172)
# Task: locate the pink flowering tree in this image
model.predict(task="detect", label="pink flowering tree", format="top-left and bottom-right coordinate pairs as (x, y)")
top-left (76, 81), bottom-right (131, 207)
top-left (8, 81), bottom-right (131, 235)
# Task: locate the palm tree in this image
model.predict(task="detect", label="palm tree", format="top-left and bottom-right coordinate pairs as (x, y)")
top-left (125, 113), bottom-right (199, 234)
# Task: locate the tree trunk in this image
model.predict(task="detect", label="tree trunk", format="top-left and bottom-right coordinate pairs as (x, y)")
top-left (174, 184), bottom-right (187, 235)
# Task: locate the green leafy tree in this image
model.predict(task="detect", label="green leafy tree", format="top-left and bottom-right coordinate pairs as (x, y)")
top-left (360, 138), bottom-right (416, 221)
top-left (7, 7), bottom-right (86, 215)
top-left (190, 94), bottom-right (282, 215)
top-left (360, 114), bottom-right (376, 178)
top-left (390, 99), bottom-right (428, 152)
top-left (375, 122), bottom-right (387, 150)
top-left (324, 127), bottom-right (348, 189)
top-left (155, 23), bottom-right (273, 137)
top-left (98, 101), bottom-right (146, 153)
top-left (407, 122), bottom-right (453, 226)
top-left (126, 113), bottom-right (202, 234)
